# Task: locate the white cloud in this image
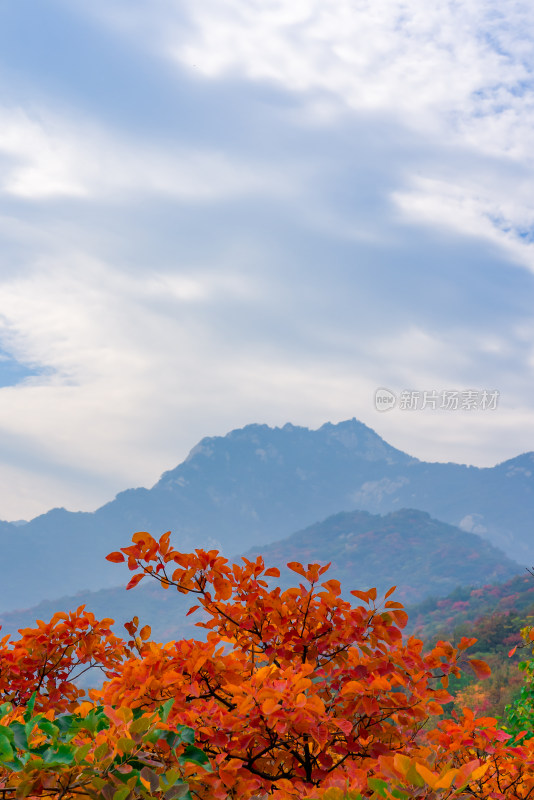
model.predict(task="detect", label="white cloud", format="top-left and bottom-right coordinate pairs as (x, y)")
top-left (75, 0), bottom-right (534, 269)
top-left (392, 173), bottom-right (534, 271)
top-left (0, 105), bottom-right (289, 201)
top-left (0, 248), bottom-right (529, 520)
top-left (0, 0), bottom-right (532, 521)
top-left (89, 0), bottom-right (534, 147)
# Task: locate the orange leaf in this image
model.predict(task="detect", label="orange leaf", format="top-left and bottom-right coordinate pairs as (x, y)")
top-left (106, 551), bottom-right (125, 563)
top-left (391, 610), bottom-right (409, 628)
top-left (458, 637), bottom-right (477, 650)
top-left (159, 531), bottom-right (172, 554)
top-left (384, 585), bottom-right (397, 599)
top-left (467, 658), bottom-right (491, 679)
top-left (415, 762), bottom-right (438, 788)
top-left (126, 574), bottom-right (145, 590)
top-left (287, 562), bottom-right (307, 578)
top-left (261, 698), bottom-right (279, 715)
top-left (350, 590), bottom-right (371, 603)
top-left (264, 567), bottom-right (280, 578)
top-left (321, 578), bottom-right (341, 596)
top-left (434, 768), bottom-right (458, 790)
top-left (132, 531), bottom-right (152, 543)
top-left (139, 625), bottom-right (151, 641)
top-left (508, 646), bottom-right (518, 658)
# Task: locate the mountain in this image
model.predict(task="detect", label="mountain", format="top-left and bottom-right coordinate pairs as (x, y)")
top-left (243, 509), bottom-right (522, 604)
top-left (0, 508), bottom-right (523, 642)
top-left (404, 570), bottom-right (534, 640)
top-left (1, 417), bottom-right (533, 612)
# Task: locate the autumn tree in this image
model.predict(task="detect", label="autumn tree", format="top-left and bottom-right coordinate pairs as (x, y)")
top-left (2, 530), bottom-right (534, 799)
top-left (100, 532), bottom-right (504, 799)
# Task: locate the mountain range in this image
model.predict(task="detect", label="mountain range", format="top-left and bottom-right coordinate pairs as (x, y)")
top-left (1, 417), bottom-right (533, 612)
top-left (0, 508), bottom-right (523, 643)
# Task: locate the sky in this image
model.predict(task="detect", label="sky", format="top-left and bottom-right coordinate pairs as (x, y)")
top-left (0, 0), bottom-right (534, 521)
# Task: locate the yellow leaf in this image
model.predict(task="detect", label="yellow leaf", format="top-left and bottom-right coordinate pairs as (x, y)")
top-left (471, 763), bottom-right (490, 781)
top-left (434, 768), bottom-right (458, 790)
top-left (415, 762), bottom-right (438, 788)
top-left (393, 753), bottom-right (412, 777)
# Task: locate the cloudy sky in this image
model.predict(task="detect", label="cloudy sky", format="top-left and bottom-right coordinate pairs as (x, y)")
top-left (0, 0), bottom-right (533, 521)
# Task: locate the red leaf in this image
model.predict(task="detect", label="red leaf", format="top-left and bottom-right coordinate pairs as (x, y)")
top-left (333, 718), bottom-right (352, 735)
top-left (106, 551), bottom-right (125, 563)
top-left (508, 646), bottom-right (518, 658)
top-left (126, 574), bottom-right (145, 590)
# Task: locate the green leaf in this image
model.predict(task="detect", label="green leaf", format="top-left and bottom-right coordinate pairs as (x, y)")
top-left (74, 743), bottom-right (93, 764)
top-left (174, 725), bottom-right (195, 745)
top-left (10, 722), bottom-right (28, 751)
top-left (94, 742), bottom-right (109, 760)
top-left (0, 733), bottom-right (14, 762)
top-left (113, 788), bottom-right (131, 800)
top-left (158, 698), bottom-right (175, 723)
top-left (179, 744), bottom-right (211, 770)
top-left (37, 718), bottom-right (59, 739)
top-left (130, 716), bottom-right (153, 736)
top-left (42, 744), bottom-right (75, 765)
top-left (0, 724), bottom-right (15, 744)
top-left (55, 714), bottom-right (76, 736)
top-left (390, 790), bottom-right (410, 800)
top-left (367, 778), bottom-right (389, 798)
top-left (23, 693), bottom-right (37, 724)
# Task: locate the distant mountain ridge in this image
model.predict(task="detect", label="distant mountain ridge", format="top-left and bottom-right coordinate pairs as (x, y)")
top-left (0, 417), bottom-right (533, 612)
top-left (0, 508), bottom-right (522, 642)
top-left (243, 508), bottom-right (522, 604)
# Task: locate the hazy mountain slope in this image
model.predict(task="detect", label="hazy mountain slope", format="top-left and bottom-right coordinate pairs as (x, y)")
top-left (0, 418), bottom-right (532, 612)
top-left (404, 570), bottom-right (534, 639)
top-left (243, 509), bottom-right (523, 604)
top-left (0, 508), bottom-right (522, 640)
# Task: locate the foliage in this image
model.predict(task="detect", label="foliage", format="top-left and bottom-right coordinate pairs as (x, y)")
top-left (3, 530), bottom-right (534, 799)
top-left (503, 622), bottom-right (534, 745)
top-left (405, 573), bottom-right (534, 640)
top-left (402, 574), bottom-right (534, 720)
top-left (0, 693), bottom-right (208, 800)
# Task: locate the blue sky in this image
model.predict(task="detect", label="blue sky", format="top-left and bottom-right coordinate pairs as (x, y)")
top-left (0, 0), bottom-right (533, 520)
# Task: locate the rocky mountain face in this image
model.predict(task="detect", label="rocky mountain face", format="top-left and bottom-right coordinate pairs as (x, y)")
top-left (1, 418), bottom-right (532, 612)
